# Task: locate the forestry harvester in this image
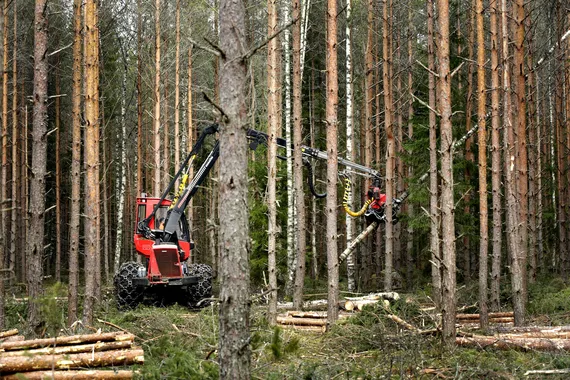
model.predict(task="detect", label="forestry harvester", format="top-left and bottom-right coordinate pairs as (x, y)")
top-left (114, 123), bottom-right (403, 309)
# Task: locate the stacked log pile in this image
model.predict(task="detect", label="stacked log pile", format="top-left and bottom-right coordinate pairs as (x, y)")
top-left (276, 310), bottom-right (352, 332)
top-left (457, 326), bottom-right (570, 352)
top-left (0, 330), bottom-right (143, 379)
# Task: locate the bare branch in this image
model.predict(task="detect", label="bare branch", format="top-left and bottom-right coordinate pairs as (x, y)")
top-left (410, 92), bottom-right (441, 117)
top-left (415, 59), bottom-right (439, 77)
top-left (188, 37), bottom-right (222, 58)
top-left (243, 16), bottom-right (299, 60)
top-left (48, 42), bottom-right (73, 57)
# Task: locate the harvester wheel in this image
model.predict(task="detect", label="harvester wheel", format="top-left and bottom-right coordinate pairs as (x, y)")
top-left (114, 261), bottom-right (145, 310)
top-left (187, 263), bottom-right (213, 307)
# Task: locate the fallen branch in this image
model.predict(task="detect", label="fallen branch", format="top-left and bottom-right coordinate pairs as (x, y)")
top-left (1, 370), bottom-right (135, 379)
top-left (96, 319), bottom-right (139, 340)
top-left (524, 369), bottom-right (570, 376)
top-left (0, 348), bottom-right (144, 373)
top-left (0, 332), bottom-right (134, 351)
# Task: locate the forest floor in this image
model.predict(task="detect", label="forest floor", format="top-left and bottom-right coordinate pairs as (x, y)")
top-left (3, 278), bottom-right (570, 379)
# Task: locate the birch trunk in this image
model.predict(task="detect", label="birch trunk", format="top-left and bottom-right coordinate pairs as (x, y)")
top-left (267, 0), bottom-right (279, 324)
top-left (114, 54), bottom-right (128, 275)
top-left (283, 0), bottom-right (295, 298)
top-left (345, 0), bottom-right (356, 293)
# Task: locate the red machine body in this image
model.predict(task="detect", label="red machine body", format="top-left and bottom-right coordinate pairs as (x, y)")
top-left (134, 195), bottom-right (191, 284)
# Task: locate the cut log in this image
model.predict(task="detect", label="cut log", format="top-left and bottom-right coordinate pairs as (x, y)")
top-left (1, 340), bottom-right (133, 357)
top-left (456, 335), bottom-right (570, 352)
top-left (276, 299), bottom-right (331, 310)
top-left (280, 325), bottom-right (326, 333)
top-left (343, 299), bottom-right (388, 311)
top-left (496, 331), bottom-right (570, 339)
top-left (1, 336), bottom-right (24, 343)
top-left (0, 330), bottom-right (18, 339)
top-left (276, 316), bottom-right (327, 327)
top-left (286, 311), bottom-right (328, 318)
top-left (0, 332), bottom-right (134, 351)
top-left (523, 369), bottom-right (570, 376)
top-left (458, 317), bottom-right (514, 324)
top-left (0, 348), bottom-right (144, 373)
top-left (456, 312), bottom-right (513, 320)
top-left (1, 370), bottom-right (135, 379)
top-left (492, 326), bottom-right (570, 334)
top-left (344, 292), bottom-right (400, 301)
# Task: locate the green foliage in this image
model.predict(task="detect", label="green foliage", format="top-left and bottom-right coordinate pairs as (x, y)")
top-left (528, 280), bottom-right (570, 318)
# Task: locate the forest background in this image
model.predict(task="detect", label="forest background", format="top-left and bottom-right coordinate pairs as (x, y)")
top-left (0, 0), bottom-right (569, 372)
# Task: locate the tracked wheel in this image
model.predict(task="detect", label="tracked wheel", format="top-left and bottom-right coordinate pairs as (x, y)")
top-left (187, 263), bottom-right (213, 307)
top-left (114, 261), bottom-right (145, 310)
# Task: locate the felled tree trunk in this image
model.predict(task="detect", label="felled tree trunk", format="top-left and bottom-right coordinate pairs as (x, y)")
top-left (1, 370), bottom-right (135, 379)
top-left (456, 335), bottom-right (570, 351)
top-left (276, 316), bottom-right (327, 327)
top-left (0, 348), bottom-right (143, 373)
top-left (0, 329), bottom-right (18, 339)
top-left (1, 340), bottom-right (133, 357)
top-left (0, 332), bottom-right (133, 351)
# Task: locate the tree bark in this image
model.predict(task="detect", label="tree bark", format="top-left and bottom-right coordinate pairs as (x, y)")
top-left (501, 0), bottom-right (525, 326)
top-left (153, 0), bottom-right (161, 195)
top-left (437, 0), bottom-right (457, 347)
top-left (83, 0), bottom-right (100, 325)
top-left (383, 0), bottom-right (395, 291)
top-left (28, 0), bottom-right (49, 331)
top-left (475, 0), bottom-right (488, 331)
top-left (427, 0), bottom-right (441, 310)
top-left (67, 0), bottom-right (82, 326)
top-left (218, 0), bottom-right (250, 377)
top-left (174, 0), bottom-right (181, 187)
top-left (325, 0), bottom-right (339, 328)
top-left (1, 341), bottom-right (133, 357)
top-left (292, 0), bottom-right (306, 310)
top-left (345, 0), bottom-right (356, 293)
top-left (456, 335), bottom-right (570, 352)
top-left (266, 0), bottom-right (279, 324)
top-left (489, 0), bottom-right (502, 313)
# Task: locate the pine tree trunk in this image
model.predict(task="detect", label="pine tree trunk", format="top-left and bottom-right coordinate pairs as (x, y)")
top-left (83, 0), bottom-right (100, 326)
top-left (136, 0), bottom-right (143, 195)
top-left (437, 0), bottom-right (457, 347)
top-left (489, 0), bottom-right (502, 312)
top-left (527, 28), bottom-right (538, 283)
top-left (55, 50), bottom-right (62, 283)
top-left (218, 0), bottom-right (250, 377)
top-left (325, 0), bottom-right (339, 327)
top-left (405, 6), bottom-right (414, 289)
top-left (174, 0), bottom-right (181, 187)
top-left (383, 0), bottom-right (395, 292)
top-left (9, 1), bottom-right (18, 287)
top-left (427, 0), bottom-right (441, 310)
top-left (153, 0), bottom-right (161, 196)
top-left (501, 0), bottom-right (525, 326)
top-left (476, 0), bottom-right (488, 330)
top-left (187, 44), bottom-right (194, 253)
top-left (267, 0), bottom-right (279, 324)
top-left (28, 0), bottom-right (49, 330)
top-left (513, 0), bottom-right (528, 285)
top-left (292, 0), bottom-right (307, 310)
top-left (0, 0), bottom-right (8, 329)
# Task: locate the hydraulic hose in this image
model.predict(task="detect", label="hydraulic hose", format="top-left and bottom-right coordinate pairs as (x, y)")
top-left (303, 159), bottom-right (326, 198)
top-left (342, 177), bottom-right (372, 217)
